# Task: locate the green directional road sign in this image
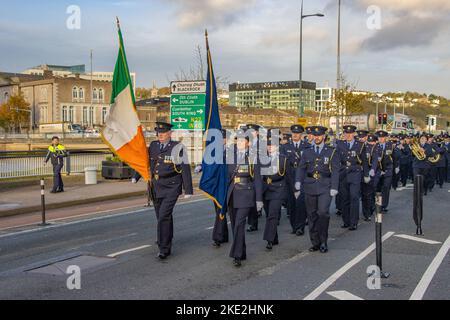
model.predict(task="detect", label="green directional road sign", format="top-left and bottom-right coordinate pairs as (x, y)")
top-left (170, 82), bottom-right (206, 131)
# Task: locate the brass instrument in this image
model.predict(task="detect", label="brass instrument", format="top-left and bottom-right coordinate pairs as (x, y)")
top-left (410, 138), bottom-right (426, 161)
top-left (428, 148), bottom-right (441, 164)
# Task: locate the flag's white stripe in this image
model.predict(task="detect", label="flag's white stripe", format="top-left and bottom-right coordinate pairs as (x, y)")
top-left (103, 84), bottom-right (140, 150)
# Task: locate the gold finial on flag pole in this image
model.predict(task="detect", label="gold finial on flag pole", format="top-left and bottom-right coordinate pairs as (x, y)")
top-left (116, 16), bottom-right (121, 29)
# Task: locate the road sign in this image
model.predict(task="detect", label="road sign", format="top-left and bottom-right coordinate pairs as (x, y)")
top-left (298, 117), bottom-right (308, 127)
top-left (170, 81), bottom-right (206, 131)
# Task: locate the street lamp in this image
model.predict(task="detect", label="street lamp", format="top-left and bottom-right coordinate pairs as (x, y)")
top-left (299, 0), bottom-right (324, 117)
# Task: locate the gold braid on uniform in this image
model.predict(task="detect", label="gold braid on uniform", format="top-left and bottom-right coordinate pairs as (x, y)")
top-left (249, 155), bottom-right (254, 178)
top-left (278, 158), bottom-right (287, 177)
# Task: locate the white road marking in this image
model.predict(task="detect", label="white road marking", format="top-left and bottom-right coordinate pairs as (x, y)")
top-left (107, 245), bottom-right (152, 258)
top-left (303, 231), bottom-right (395, 300)
top-left (410, 234), bottom-right (450, 300)
top-left (395, 234), bottom-right (442, 245)
top-left (327, 290), bottom-right (364, 300)
top-left (0, 198), bottom-right (209, 239)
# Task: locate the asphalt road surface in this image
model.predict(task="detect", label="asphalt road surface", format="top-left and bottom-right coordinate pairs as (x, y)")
top-left (0, 185), bottom-right (449, 300)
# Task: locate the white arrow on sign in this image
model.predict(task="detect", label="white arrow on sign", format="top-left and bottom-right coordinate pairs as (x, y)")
top-left (197, 109), bottom-right (204, 114)
top-left (172, 98), bottom-right (179, 103)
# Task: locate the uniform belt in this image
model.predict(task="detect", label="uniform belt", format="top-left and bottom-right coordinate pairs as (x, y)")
top-left (307, 172), bottom-right (331, 179)
top-left (234, 177), bottom-right (253, 184)
top-left (153, 172), bottom-right (180, 181)
top-left (263, 177), bottom-right (283, 184)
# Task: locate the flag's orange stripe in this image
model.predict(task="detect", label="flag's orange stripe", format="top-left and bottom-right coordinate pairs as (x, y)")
top-left (116, 126), bottom-right (149, 181)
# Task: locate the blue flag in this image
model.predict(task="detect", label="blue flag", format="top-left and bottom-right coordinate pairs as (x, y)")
top-left (199, 30), bottom-right (228, 214)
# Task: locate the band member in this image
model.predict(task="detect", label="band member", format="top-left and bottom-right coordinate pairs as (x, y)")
top-left (261, 130), bottom-right (288, 249)
top-left (246, 124), bottom-right (262, 233)
top-left (397, 134), bottom-right (412, 187)
top-left (44, 136), bottom-right (68, 193)
top-left (282, 124), bottom-right (310, 236)
top-left (150, 122), bottom-right (193, 260)
top-left (412, 133), bottom-right (434, 195)
top-left (426, 134), bottom-right (438, 192)
top-left (375, 130), bottom-right (399, 212)
top-left (361, 134), bottom-right (381, 221)
top-left (431, 135), bottom-right (446, 189)
top-left (296, 126), bottom-right (340, 253)
top-left (227, 129), bottom-right (263, 267)
top-left (444, 134), bottom-right (450, 183)
top-left (336, 125), bottom-right (370, 230)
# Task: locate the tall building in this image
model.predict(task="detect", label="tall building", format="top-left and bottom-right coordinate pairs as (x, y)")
top-left (229, 80), bottom-right (316, 111)
top-left (315, 87), bottom-right (336, 112)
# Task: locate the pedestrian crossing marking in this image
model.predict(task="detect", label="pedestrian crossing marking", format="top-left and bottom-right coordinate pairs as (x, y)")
top-left (327, 290), bottom-right (364, 300)
top-left (394, 234), bottom-right (442, 245)
top-left (107, 245), bottom-right (152, 258)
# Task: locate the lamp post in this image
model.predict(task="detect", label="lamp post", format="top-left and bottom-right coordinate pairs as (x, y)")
top-left (299, 0), bottom-right (324, 117)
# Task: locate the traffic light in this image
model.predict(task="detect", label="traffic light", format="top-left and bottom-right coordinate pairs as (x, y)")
top-left (426, 116), bottom-right (429, 126)
top-left (383, 113), bottom-right (388, 125)
top-left (378, 113), bottom-right (382, 124)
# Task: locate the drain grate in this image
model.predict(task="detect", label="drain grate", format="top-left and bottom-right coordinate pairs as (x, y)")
top-left (26, 255), bottom-right (115, 276)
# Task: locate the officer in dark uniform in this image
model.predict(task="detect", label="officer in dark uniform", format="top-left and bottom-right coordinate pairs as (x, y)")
top-left (397, 134), bottom-right (412, 187)
top-left (412, 133), bottom-right (434, 195)
top-left (361, 134), bottom-right (381, 221)
top-left (282, 125), bottom-right (310, 236)
top-left (296, 126), bottom-right (340, 253)
top-left (444, 134), bottom-right (450, 183)
top-left (336, 125), bottom-right (370, 230)
top-left (426, 134), bottom-right (438, 192)
top-left (246, 124), bottom-right (262, 233)
top-left (390, 135), bottom-right (402, 190)
top-left (149, 122), bottom-right (193, 260)
top-left (434, 136), bottom-right (447, 188)
top-left (227, 129), bottom-right (263, 267)
top-left (44, 136), bottom-right (68, 193)
top-left (261, 130), bottom-right (288, 250)
top-left (375, 130), bottom-right (400, 212)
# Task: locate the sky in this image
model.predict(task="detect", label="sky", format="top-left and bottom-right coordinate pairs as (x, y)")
top-left (1, 0), bottom-right (450, 97)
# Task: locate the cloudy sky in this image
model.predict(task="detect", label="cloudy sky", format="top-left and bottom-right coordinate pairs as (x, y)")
top-left (1, 0), bottom-right (449, 97)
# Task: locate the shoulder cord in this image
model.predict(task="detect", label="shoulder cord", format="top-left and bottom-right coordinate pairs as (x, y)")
top-left (329, 149), bottom-right (336, 172)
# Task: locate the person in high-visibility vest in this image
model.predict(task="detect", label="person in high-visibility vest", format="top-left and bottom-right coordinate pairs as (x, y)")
top-left (44, 136), bottom-right (68, 193)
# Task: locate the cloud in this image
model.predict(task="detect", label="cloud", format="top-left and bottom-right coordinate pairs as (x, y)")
top-left (167, 0), bottom-right (257, 30)
top-left (361, 15), bottom-right (447, 51)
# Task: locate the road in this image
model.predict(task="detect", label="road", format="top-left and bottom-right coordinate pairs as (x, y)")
top-left (0, 185), bottom-right (449, 300)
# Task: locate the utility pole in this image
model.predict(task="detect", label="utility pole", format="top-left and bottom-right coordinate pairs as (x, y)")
top-left (90, 49), bottom-right (93, 129)
top-left (336, 0), bottom-right (341, 135)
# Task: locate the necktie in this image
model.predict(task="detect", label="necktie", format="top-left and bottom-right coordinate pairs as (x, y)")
top-left (316, 146), bottom-right (320, 155)
top-left (160, 144), bottom-right (164, 151)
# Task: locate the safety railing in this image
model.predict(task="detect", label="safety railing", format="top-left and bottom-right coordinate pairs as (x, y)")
top-left (0, 149), bottom-right (112, 179)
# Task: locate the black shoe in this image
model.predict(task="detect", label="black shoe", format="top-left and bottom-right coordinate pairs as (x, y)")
top-left (212, 241), bottom-right (221, 248)
top-left (320, 243), bottom-right (328, 253)
top-left (247, 226), bottom-right (258, 232)
top-left (266, 242), bottom-right (273, 250)
top-left (291, 230), bottom-right (297, 235)
top-left (233, 259), bottom-right (242, 267)
top-left (336, 210), bottom-right (342, 216)
top-left (296, 229), bottom-right (305, 236)
top-left (157, 252), bottom-right (169, 260)
top-left (56, 189), bottom-right (64, 193)
top-left (381, 208), bottom-right (388, 213)
top-left (50, 190), bottom-right (57, 194)
top-left (309, 246), bottom-right (320, 252)
top-left (349, 225), bottom-right (358, 231)
top-left (341, 224), bottom-right (350, 229)
top-left (364, 217), bottom-right (371, 222)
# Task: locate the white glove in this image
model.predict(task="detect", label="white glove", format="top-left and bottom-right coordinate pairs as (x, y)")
top-left (295, 182), bottom-right (301, 191)
top-left (364, 176), bottom-right (371, 184)
top-left (330, 189), bottom-right (339, 197)
top-left (256, 201), bottom-right (264, 212)
top-left (395, 167), bottom-right (400, 174)
top-left (184, 194), bottom-right (193, 200)
top-left (381, 171), bottom-right (386, 176)
top-left (369, 169), bottom-right (375, 177)
top-left (294, 191), bottom-right (301, 199)
top-left (131, 178), bottom-right (137, 184)
top-left (194, 165), bottom-right (202, 174)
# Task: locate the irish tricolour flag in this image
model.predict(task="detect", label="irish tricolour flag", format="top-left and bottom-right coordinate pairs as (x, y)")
top-left (102, 18), bottom-right (149, 181)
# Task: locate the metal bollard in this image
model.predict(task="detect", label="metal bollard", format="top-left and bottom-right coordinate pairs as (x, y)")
top-left (375, 192), bottom-right (390, 279)
top-left (39, 178), bottom-right (50, 227)
top-left (413, 175), bottom-right (424, 235)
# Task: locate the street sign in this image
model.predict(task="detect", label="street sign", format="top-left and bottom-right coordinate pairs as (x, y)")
top-left (298, 117), bottom-right (308, 127)
top-left (170, 81), bottom-right (206, 131)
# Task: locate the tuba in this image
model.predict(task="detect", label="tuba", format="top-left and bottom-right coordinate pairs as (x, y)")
top-left (410, 138), bottom-right (426, 161)
top-left (428, 148), bottom-right (441, 164)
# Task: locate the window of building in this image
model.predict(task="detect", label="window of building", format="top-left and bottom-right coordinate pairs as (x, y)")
top-left (83, 106), bottom-right (88, 125)
top-left (98, 88), bottom-right (104, 102)
top-left (69, 106), bottom-right (74, 123)
top-left (89, 106), bottom-right (94, 125)
top-left (93, 88), bottom-right (98, 101)
top-left (72, 87), bottom-right (78, 100)
top-left (79, 87), bottom-right (84, 100)
top-left (102, 107), bottom-right (108, 124)
top-left (62, 106), bottom-right (68, 122)
top-left (40, 106), bottom-right (48, 123)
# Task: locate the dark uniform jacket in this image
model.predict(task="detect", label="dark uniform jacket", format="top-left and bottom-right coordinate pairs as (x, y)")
top-left (376, 142), bottom-right (400, 176)
top-left (281, 141), bottom-right (311, 189)
top-left (227, 147), bottom-right (263, 209)
top-left (296, 144), bottom-right (341, 196)
top-left (336, 140), bottom-right (370, 177)
top-left (149, 140), bottom-right (193, 199)
top-left (261, 153), bottom-right (288, 201)
top-left (412, 143), bottom-right (434, 169)
top-left (45, 144), bottom-right (67, 166)
top-left (397, 144), bottom-right (412, 166)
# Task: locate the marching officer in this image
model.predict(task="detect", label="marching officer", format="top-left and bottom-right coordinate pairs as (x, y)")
top-left (444, 133), bottom-right (450, 183)
top-left (261, 130), bottom-right (288, 250)
top-left (246, 124), bottom-right (262, 233)
top-left (426, 134), bottom-right (438, 192)
top-left (412, 133), bottom-right (434, 195)
top-left (44, 136), bottom-right (68, 193)
top-left (282, 124), bottom-right (310, 236)
top-left (296, 126), bottom-right (340, 253)
top-left (434, 136), bottom-right (447, 188)
top-left (397, 134), bottom-right (412, 187)
top-left (149, 122), bottom-right (193, 260)
top-left (361, 134), bottom-right (381, 221)
top-left (336, 125), bottom-right (370, 231)
top-left (375, 131), bottom-right (399, 212)
top-left (227, 129), bottom-right (263, 267)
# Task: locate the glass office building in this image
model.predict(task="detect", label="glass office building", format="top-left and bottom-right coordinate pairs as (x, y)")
top-left (229, 81), bottom-right (316, 111)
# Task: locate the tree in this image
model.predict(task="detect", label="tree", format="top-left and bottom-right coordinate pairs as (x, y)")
top-left (0, 93), bottom-right (30, 133)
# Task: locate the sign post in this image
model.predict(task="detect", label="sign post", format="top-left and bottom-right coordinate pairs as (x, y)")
top-left (170, 81), bottom-right (206, 131)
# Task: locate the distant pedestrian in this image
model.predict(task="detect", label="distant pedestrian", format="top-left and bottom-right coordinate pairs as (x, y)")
top-left (44, 136), bottom-right (68, 193)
